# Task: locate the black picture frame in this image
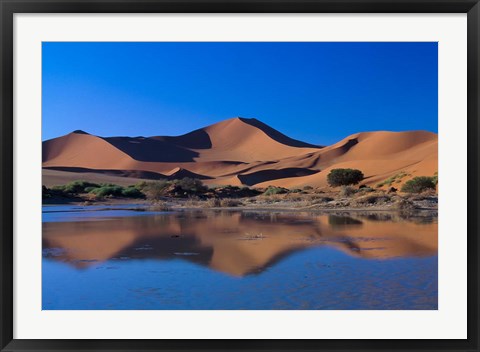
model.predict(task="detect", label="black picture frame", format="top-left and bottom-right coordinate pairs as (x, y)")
top-left (1, 0), bottom-right (479, 351)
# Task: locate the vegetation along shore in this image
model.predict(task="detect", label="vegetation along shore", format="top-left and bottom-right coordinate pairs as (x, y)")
top-left (43, 168), bottom-right (438, 212)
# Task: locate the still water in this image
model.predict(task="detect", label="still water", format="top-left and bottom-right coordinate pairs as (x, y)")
top-left (42, 205), bottom-right (438, 310)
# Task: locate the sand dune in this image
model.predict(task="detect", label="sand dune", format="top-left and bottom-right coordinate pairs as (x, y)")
top-left (43, 117), bottom-right (437, 188)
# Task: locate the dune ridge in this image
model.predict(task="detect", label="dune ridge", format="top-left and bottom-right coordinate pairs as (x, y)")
top-left (42, 117), bottom-right (438, 188)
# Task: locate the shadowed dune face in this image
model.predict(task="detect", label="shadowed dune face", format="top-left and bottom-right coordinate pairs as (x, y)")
top-left (43, 211), bottom-right (438, 277)
top-left (237, 117), bottom-right (322, 148)
top-left (103, 137), bottom-right (200, 162)
top-left (238, 168), bottom-right (320, 186)
top-left (43, 166), bottom-right (168, 180)
top-left (152, 129), bottom-right (213, 149)
top-left (42, 118), bottom-right (437, 188)
top-left (164, 167), bottom-right (213, 180)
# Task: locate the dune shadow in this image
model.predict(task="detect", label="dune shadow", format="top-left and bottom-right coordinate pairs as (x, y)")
top-left (239, 117), bottom-right (322, 148)
top-left (238, 168), bottom-right (320, 186)
top-left (161, 129), bottom-right (213, 149)
top-left (43, 166), bottom-right (167, 180)
top-left (103, 137), bottom-right (200, 162)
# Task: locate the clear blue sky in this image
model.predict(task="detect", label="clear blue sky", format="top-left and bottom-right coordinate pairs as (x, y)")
top-left (42, 42), bottom-right (437, 145)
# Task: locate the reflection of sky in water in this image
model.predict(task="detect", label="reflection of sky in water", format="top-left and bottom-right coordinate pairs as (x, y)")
top-left (42, 204), bottom-right (161, 222)
top-left (42, 207), bottom-right (438, 310)
top-left (43, 248), bottom-right (437, 310)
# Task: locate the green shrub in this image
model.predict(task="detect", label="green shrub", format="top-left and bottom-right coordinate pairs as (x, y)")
top-left (176, 178), bottom-right (207, 193)
top-left (134, 181), bottom-right (150, 190)
top-left (52, 180), bottom-right (100, 194)
top-left (401, 176), bottom-right (437, 193)
top-left (376, 172), bottom-right (409, 188)
top-left (42, 185), bottom-right (52, 199)
top-left (88, 185), bottom-right (124, 198)
top-left (46, 181), bottom-right (145, 199)
top-left (121, 187), bottom-right (145, 198)
top-left (327, 168), bottom-right (364, 187)
top-left (264, 186), bottom-right (288, 196)
top-left (99, 183), bottom-right (117, 188)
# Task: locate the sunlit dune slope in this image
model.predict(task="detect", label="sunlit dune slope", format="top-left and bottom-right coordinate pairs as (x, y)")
top-left (43, 117), bottom-right (437, 188)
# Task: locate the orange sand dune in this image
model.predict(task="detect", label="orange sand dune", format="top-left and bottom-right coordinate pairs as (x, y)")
top-left (42, 117), bottom-right (437, 188)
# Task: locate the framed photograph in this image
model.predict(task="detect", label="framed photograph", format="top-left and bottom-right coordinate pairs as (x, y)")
top-left (1, 0), bottom-right (479, 351)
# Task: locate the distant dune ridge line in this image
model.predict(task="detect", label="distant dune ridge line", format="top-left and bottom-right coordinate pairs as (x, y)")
top-left (42, 117), bottom-right (438, 188)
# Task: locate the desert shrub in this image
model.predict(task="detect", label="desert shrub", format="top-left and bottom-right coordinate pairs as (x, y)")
top-left (359, 186), bottom-right (375, 193)
top-left (264, 186), bottom-right (288, 196)
top-left (176, 178), bottom-right (207, 193)
top-left (52, 180), bottom-right (100, 194)
top-left (220, 198), bottom-right (242, 207)
top-left (88, 185), bottom-right (124, 198)
top-left (303, 185), bottom-right (313, 191)
top-left (432, 172), bottom-right (438, 186)
top-left (134, 181), bottom-right (150, 190)
top-left (50, 183), bottom-right (65, 193)
top-left (42, 185), bottom-right (52, 199)
top-left (121, 187), bottom-right (145, 198)
top-left (356, 194), bottom-right (390, 205)
top-left (376, 172), bottom-right (409, 188)
top-left (391, 197), bottom-right (416, 211)
top-left (203, 198), bottom-right (222, 207)
top-left (401, 176), bottom-right (436, 193)
top-left (222, 185), bottom-right (240, 191)
top-left (327, 168), bottom-right (364, 187)
top-left (310, 197), bottom-right (333, 205)
top-left (339, 186), bottom-right (356, 197)
top-left (142, 180), bottom-right (171, 200)
top-left (99, 183), bottom-right (118, 188)
top-left (285, 194), bottom-right (303, 202)
top-left (290, 188), bottom-right (302, 193)
top-left (183, 196), bottom-right (201, 207)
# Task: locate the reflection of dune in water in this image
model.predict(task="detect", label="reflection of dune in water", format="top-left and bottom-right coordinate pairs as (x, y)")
top-left (42, 211), bottom-right (437, 277)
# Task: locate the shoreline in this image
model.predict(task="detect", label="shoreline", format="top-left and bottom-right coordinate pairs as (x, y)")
top-left (42, 197), bottom-right (438, 214)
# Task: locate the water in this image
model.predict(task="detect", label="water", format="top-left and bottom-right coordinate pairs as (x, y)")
top-left (42, 205), bottom-right (438, 310)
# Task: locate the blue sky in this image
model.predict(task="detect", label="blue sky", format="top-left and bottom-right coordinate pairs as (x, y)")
top-left (42, 42), bottom-right (437, 145)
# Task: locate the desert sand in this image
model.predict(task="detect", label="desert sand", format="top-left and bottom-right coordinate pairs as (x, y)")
top-left (43, 117), bottom-right (438, 189)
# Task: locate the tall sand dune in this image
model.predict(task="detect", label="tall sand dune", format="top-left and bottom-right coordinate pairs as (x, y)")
top-left (43, 117), bottom-right (437, 189)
